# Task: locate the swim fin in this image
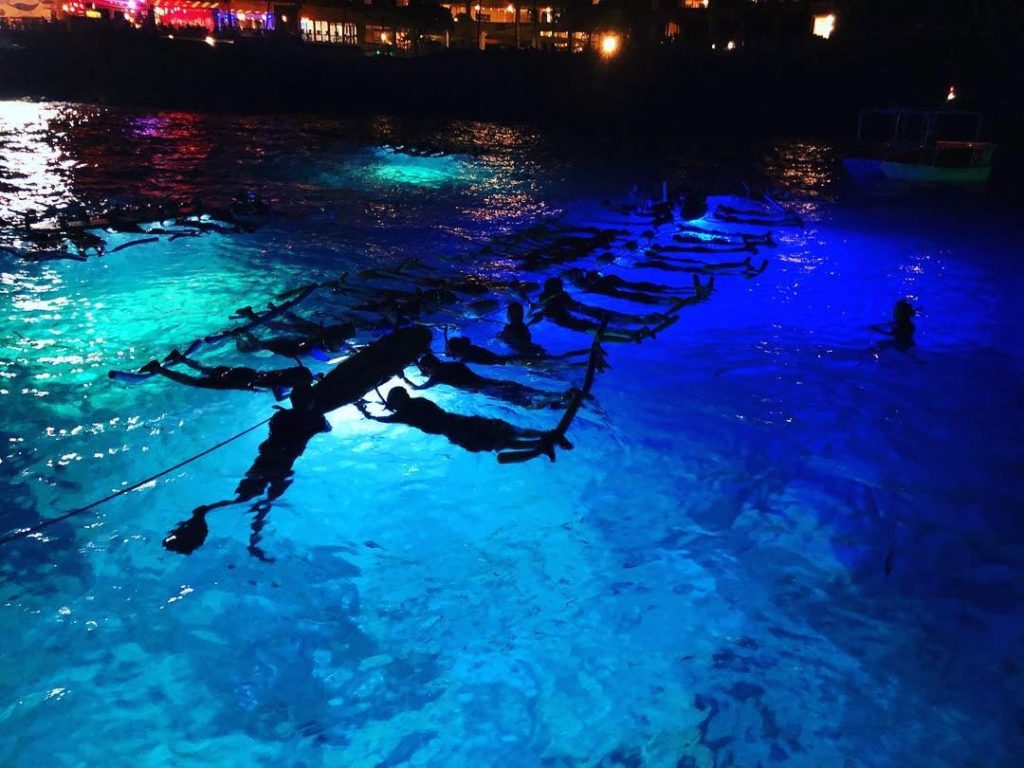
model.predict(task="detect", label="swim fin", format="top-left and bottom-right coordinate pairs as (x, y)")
top-left (108, 369), bottom-right (156, 383)
top-left (163, 508), bottom-right (209, 555)
top-left (497, 448), bottom-right (546, 464)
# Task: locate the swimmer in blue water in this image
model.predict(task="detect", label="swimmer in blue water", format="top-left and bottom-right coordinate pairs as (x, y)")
top-left (871, 299), bottom-right (916, 354)
top-left (163, 326), bottom-right (433, 558)
top-left (356, 386), bottom-right (570, 457)
top-left (498, 302), bottom-right (546, 355)
top-left (111, 352), bottom-right (314, 400)
top-left (404, 352), bottom-right (570, 409)
top-left (235, 320), bottom-right (355, 362)
top-left (563, 268), bottom-right (712, 305)
top-left (529, 278), bottom-right (678, 341)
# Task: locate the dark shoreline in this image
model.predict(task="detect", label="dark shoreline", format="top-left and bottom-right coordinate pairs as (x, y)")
top-left (2, 26), bottom-right (1023, 197)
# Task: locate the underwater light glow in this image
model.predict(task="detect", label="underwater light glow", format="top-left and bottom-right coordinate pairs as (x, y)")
top-left (369, 150), bottom-right (473, 188)
top-left (373, 164), bottom-right (455, 186)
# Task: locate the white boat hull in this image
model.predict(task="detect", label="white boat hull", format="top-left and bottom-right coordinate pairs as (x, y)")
top-left (844, 157), bottom-right (991, 184)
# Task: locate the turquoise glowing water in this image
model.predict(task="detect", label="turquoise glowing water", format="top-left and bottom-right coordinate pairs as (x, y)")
top-left (2, 103), bottom-right (1023, 767)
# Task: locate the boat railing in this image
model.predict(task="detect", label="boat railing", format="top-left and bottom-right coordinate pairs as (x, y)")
top-left (899, 141), bottom-right (995, 169)
top-left (856, 109), bottom-right (988, 146)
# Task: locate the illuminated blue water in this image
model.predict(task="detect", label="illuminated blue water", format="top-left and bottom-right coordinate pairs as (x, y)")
top-left (1, 103), bottom-right (1022, 767)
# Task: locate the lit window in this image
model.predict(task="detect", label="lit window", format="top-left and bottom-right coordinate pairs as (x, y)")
top-left (812, 13), bottom-right (836, 40)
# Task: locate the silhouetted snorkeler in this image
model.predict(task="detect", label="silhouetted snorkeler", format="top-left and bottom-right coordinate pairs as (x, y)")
top-left (532, 277), bottom-right (666, 326)
top-left (110, 352), bottom-right (315, 401)
top-left (529, 278), bottom-right (678, 341)
top-left (163, 326), bottom-right (433, 557)
top-left (498, 302), bottom-right (546, 355)
top-left (648, 239), bottom-right (757, 255)
top-left (635, 251), bottom-right (767, 278)
top-left (354, 287), bottom-right (458, 324)
top-left (445, 334), bottom-right (590, 369)
top-left (235, 320), bottom-right (355, 362)
top-left (563, 268), bottom-right (710, 306)
top-left (405, 352), bottom-right (569, 409)
top-left (871, 298), bottom-right (916, 354)
top-left (163, 380), bottom-right (330, 560)
top-left (445, 335), bottom-right (521, 366)
top-left (417, 274), bottom-right (539, 301)
top-left (679, 190), bottom-right (708, 222)
top-left (515, 229), bottom-right (621, 270)
top-left (712, 203), bottom-right (803, 228)
top-left (673, 225), bottom-right (774, 247)
top-left (355, 386), bottom-right (571, 458)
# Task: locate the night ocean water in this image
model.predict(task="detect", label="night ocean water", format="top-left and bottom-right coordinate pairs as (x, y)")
top-left (1, 101), bottom-right (1022, 767)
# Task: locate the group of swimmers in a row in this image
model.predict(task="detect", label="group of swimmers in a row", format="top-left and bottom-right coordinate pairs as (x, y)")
top-left (5, 192), bottom-right (270, 262)
top-left (124, 185), bottom-right (789, 557)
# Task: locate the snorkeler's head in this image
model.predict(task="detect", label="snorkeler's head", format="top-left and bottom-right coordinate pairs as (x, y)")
top-left (322, 322), bottom-right (354, 349)
top-left (542, 277), bottom-right (563, 295)
top-left (288, 377), bottom-right (315, 411)
top-left (386, 386), bottom-right (411, 411)
top-left (507, 302), bottom-right (525, 323)
top-left (417, 352), bottom-right (440, 373)
top-left (447, 336), bottom-right (471, 355)
top-left (894, 299), bottom-right (915, 324)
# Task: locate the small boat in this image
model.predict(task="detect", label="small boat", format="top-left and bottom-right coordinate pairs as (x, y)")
top-left (843, 109), bottom-right (995, 184)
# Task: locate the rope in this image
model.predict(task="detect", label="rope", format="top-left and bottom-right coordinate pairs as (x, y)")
top-left (0, 417), bottom-right (273, 546)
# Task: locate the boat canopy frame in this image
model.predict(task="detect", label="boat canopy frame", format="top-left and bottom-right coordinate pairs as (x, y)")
top-left (853, 108), bottom-right (994, 170)
top-left (855, 108), bottom-right (987, 148)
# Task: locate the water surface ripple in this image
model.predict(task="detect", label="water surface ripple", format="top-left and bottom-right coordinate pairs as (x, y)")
top-left (1, 101), bottom-right (1022, 768)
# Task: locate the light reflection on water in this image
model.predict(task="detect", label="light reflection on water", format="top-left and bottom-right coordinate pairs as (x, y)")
top-left (1, 102), bottom-right (1022, 767)
top-left (0, 101), bottom-right (81, 231)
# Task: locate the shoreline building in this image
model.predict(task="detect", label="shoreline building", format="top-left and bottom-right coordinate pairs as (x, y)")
top-left (52, 0), bottom-right (451, 50)
top-left (299, 1), bottom-right (451, 53)
top-left (46, 0), bottom-right (845, 54)
top-left (1, 0), bottom-right (59, 26)
top-left (437, 1), bottom-right (616, 52)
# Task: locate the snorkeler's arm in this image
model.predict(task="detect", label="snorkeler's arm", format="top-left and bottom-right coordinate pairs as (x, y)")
top-left (108, 369), bottom-right (157, 383)
top-left (546, 346), bottom-right (593, 360)
top-left (354, 400), bottom-right (397, 423)
top-left (398, 370), bottom-right (430, 390)
top-left (148, 366), bottom-right (219, 389)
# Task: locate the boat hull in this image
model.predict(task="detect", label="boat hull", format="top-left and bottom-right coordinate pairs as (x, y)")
top-left (843, 157), bottom-right (991, 184)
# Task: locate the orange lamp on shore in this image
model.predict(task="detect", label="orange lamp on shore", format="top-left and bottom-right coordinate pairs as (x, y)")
top-left (600, 32), bottom-right (621, 58)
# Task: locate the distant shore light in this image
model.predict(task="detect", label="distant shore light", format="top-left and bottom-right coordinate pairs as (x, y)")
top-left (812, 13), bottom-right (836, 40)
top-left (600, 32), bottom-right (620, 58)
top-left (947, 85), bottom-right (957, 102)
